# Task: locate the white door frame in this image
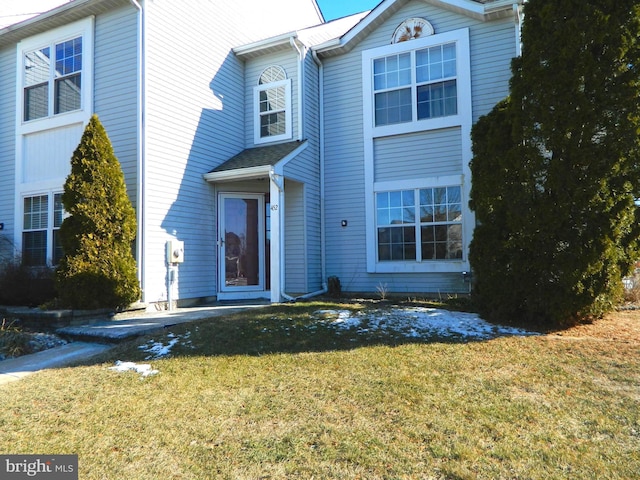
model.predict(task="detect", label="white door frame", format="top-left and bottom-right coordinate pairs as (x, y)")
top-left (218, 193), bottom-right (268, 300)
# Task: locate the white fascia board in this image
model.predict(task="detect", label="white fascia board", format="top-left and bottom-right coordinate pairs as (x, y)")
top-left (203, 165), bottom-right (272, 183)
top-left (233, 32), bottom-right (298, 59)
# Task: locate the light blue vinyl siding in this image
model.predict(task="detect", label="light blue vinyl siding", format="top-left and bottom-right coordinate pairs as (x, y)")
top-left (283, 146), bottom-right (322, 293)
top-left (93, 5), bottom-right (138, 208)
top-left (323, 0), bottom-right (517, 295)
top-left (0, 46), bottom-right (16, 257)
top-left (141, 0), bottom-right (324, 302)
top-left (143, 1), bottom-right (246, 302)
top-left (283, 179), bottom-right (307, 293)
top-left (470, 17), bottom-right (516, 121)
top-left (374, 128), bottom-right (462, 182)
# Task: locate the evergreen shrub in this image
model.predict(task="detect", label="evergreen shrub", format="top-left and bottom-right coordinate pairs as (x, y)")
top-left (56, 115), bottom-right (141, 310)
top-left (469, 0), bottom-right (640, 326)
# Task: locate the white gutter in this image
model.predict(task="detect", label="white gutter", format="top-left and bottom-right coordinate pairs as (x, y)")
top-left (204, 165), bottom-right (272, 183)
top-left (233, 31), bottom-right (297, 57)
top-left (129, 0), bottom-right (145, 301)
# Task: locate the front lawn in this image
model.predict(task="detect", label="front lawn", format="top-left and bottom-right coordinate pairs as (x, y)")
top-left (1, 300), bottom-right (638, 479)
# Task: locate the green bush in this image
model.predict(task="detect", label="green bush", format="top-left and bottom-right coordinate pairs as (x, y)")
top-left (0, 259), bottom-right (56, 307)
top-left (56, 115), bottom-right (141, 310)
top-left (469, 0), bottom-right (640, 327)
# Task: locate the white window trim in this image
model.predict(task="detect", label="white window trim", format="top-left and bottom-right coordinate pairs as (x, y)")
top-left (14, 18), bottom-right (93, 258)
top-left (253, 78), bottom-right (292, 145)
top-left (362, 28), bottom-right (471, 139)
top-left (20, 190), bottom-right (65, 266)
top-left (15, 17), bottom-right (94, 136)
top-left (363, 28), bottom-right (474, 273)
top-left (370, 175), bottom-right (467, 273)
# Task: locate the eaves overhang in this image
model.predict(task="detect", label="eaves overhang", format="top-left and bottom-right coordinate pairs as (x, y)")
top-left (314, 0), bottom-right (523, 58)
top-left (204, 140), bottom-right (308, 183)
top-left (0, 0), bottom-right (129, 47)
top-left (233, 32), bottom-right (303, 61)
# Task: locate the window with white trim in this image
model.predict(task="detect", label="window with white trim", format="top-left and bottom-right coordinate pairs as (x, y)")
top-left (24, 36), bottom-right (83, 122)
top-left (376, 186), bottom-right (462, 262)
top-left (373, 41), bottom-right (457, 127)
top-left (254, 66), bottom-right (292, 144)
top-left (17, 18), bottom-right (93, 131)
top-left (22, 193), bottom-right (65, 266)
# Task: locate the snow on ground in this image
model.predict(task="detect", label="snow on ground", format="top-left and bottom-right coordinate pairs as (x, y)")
top-left (108, 360), bottom-right (158, 377)
top-left (109, 308), bottom-right (537, 374)
top-left (316, 307), bottom-right (538, 340)
top-left (138, 331), bottom-right (194, 360)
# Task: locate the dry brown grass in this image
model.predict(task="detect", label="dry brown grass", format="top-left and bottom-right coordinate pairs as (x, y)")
top-left (547, 309), bottom-right (640, 343)
top-left (0, 302), bottom-right (638, 479)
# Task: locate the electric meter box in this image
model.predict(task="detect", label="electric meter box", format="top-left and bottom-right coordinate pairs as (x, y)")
top-left (166, 240), bottom-right (185, 264)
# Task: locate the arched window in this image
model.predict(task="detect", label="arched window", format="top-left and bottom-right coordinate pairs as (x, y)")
top-left (254, 65), bottom-right (291, 143)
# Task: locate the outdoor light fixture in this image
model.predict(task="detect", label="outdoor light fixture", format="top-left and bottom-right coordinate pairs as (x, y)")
top-left (341, 220), bottom-right (348, 227)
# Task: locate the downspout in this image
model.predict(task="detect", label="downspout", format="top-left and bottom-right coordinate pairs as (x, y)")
top-left (280, 49), bottom-right (330, 302)
top-left (276, 46), bottom-right (328, 302)
top-left (271, 37), bottom-right (328, 302)
top-left (129, 0), bottom-right (146, 301)
top-left (514, 3), bottom-right (522, 57)
top-left (290, 37), bottom-right (304, 141)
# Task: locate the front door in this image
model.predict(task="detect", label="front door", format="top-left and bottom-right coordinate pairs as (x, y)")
top-left (219, 194), bottom-right (267, 298)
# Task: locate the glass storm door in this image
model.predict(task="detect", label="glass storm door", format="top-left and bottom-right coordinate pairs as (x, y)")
top-left (219, 194), bottom-right (265, 293)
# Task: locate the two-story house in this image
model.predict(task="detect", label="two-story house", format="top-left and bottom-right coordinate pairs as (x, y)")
top-left (0, 0), bottom-right (522, 307)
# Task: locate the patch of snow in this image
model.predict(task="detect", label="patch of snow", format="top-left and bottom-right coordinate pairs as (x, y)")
top-left (109, 360), bottom-right (158, 377)
top-left (138, 332), bottom-right (188, 359)
top-left (314, 307), bottom-right (537, 340)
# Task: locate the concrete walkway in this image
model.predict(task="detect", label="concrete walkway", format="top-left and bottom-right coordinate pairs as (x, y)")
top-left (0, 302), bottom-right (268, 385)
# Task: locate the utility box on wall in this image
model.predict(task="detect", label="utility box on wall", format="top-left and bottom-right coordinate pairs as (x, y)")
top-left (166, 240), bottom-right (184, 264)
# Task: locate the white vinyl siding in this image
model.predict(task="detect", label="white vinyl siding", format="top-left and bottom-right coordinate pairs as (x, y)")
top-left (21, 124), bottom-right (81, 183)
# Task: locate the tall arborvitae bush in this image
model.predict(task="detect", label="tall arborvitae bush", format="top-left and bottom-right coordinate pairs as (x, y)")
top-left (469, 0), bottom-right (640, 326)
top-left (56, 114), bottom-right (141, 310)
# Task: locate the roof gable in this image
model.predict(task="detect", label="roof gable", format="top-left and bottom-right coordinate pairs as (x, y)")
top-left (314, 0), bottom-right (522, 58)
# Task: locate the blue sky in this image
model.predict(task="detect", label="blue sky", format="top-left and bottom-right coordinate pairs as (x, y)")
top-left (316, 0), bottom-right (381, 21)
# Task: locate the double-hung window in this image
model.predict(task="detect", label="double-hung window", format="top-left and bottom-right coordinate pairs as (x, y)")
top-left (373, 42), bottom-right (457, 127)
top-left (24, 37), bottom-right (83, 121)
top-left (22, 193), bottom-right (65, 266)
top-left (363, 28), bottom-right (469, 136)
top-left (18, 18), bottom-right (93, 128)
top-left (376, 186), bottom-right (462, 262)
top-left (254, 66), bottom-right (292, 144)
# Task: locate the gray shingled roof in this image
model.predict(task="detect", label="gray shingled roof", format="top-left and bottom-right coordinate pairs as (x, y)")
top-left (209, 140), bottom-right (306, 173)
